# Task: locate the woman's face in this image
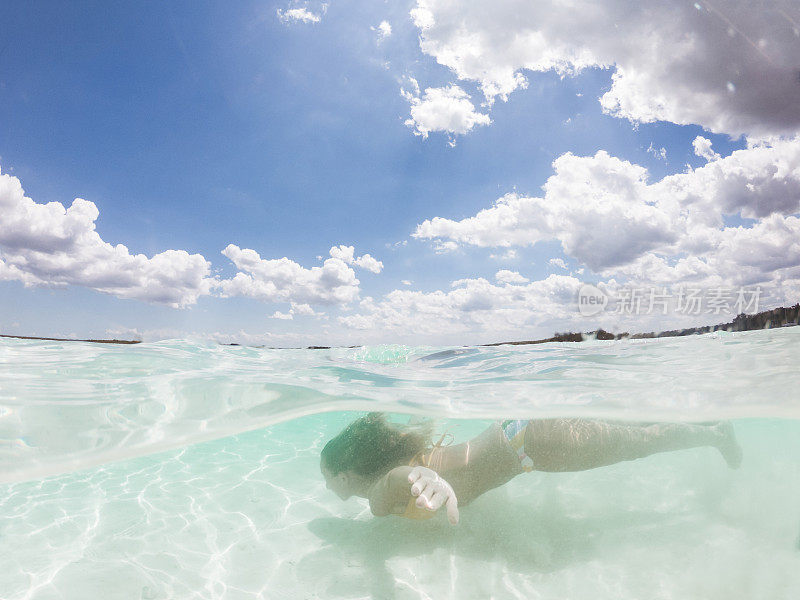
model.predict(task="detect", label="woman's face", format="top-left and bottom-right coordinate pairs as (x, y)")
top-left (320, 462), bottom-right (354, 500)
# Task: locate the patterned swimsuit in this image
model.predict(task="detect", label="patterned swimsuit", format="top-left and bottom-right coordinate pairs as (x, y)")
top-left (500, 419), bottom-right (535, 472)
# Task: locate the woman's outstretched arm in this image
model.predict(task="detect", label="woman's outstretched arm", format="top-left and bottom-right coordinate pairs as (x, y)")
top-left (367, 465), bottom-right (460, 523)
top-left (367, 466), bottom-right (416, 516)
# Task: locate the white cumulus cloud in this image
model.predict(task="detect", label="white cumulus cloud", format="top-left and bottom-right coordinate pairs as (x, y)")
top-left (291, 302), bottom-right (319, 316)
top-left (270, 311), bottom-right (294, 320)
top-left (268, 303), bottom-right (321, 320)
top-left (693, 136), bottom-right (722, 162)
top-left (415, 150), bottom-right (676, 271)
top-left (339, 274), bottom-right (585, 337)
top-left (401, 83), bottom-right (491, 141)
top-left (495, 269), bottom-right (529, 284)
top-left (218, 244), bottom-right (360, 305)
top-left (409, 0), bottom-right (800, 138)
top-left (277, 5), bottom-right (323, 24)
top-left (353, 254), bottom-right (383, 274)
top-left (0, 166), bottom-right (213, 308)
top-left (658, 137), bottom-right (800, 220)
top-left (329, 245), bottom-right (383, 273)
top-left (490, 249), bottom-right (518, 260)
top-left (414, 137), bottom-right (800, 295)
top-left (373, 20), bottom-right (392, 40)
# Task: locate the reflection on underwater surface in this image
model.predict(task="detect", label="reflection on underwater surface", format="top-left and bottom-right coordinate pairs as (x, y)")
top-left (1, 414), bottom-right (799, 600)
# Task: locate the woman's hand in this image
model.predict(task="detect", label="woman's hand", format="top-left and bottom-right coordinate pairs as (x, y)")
top-left (408, 466), bottom-right (460, 525)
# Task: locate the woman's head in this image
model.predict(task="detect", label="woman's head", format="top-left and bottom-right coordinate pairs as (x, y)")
top-left (320, 412), bottom-right (432, 499)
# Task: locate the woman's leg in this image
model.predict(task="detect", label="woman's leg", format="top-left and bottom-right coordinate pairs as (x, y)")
top-left (525, 418), bottom-right (742, 473)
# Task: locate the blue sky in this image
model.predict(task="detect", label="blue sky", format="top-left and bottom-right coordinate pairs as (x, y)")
top-left (1, 1), bottom-right (797, 345)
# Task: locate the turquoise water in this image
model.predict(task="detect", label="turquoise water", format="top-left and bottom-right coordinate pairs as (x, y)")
top-left (1, 328), bottom-right (799, 599)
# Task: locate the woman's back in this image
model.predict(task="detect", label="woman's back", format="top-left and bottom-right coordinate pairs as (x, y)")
top-left (413, 422), bottom-right (523, 506)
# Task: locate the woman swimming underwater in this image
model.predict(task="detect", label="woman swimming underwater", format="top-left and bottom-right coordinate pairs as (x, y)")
top-left (320, 414), bottom-right (743, 525)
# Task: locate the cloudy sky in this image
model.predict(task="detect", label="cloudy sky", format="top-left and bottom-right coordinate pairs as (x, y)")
top-left (1, 0), bottom-right (799, 346)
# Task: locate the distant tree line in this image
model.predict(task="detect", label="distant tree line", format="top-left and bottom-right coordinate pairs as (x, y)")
top-left (485, 303), bottom-right (800, 346)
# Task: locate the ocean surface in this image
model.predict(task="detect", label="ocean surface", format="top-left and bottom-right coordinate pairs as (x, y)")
top-left (0, 327), bottom-right (798, 599)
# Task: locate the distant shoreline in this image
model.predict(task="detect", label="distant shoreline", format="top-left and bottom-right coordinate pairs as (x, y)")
top-left (2, 302), bottom-right (798, 348)
top-left (0, 334), bottom-right (141, 344)
top-left (484, 302), bottom-right (800, 347)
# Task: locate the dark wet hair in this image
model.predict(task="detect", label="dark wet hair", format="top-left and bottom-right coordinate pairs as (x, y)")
top-left (321, 412), bottom-right (433, 479)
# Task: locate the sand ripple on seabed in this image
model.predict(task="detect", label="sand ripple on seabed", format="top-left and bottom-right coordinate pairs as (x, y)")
top-left (0, 423), bottom-right (331, 600)
top-left (1, 417), bottom-right (800, 600)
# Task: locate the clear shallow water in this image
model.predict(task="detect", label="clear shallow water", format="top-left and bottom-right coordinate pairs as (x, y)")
top-left (1, 328), bottom-right (799, 599)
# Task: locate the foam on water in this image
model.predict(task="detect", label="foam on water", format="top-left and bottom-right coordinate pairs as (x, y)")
top-left (1, 328), bottom-right (799, 599)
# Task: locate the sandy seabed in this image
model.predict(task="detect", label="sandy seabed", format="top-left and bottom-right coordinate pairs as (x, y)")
top-left (2, 414), bottom-right (799, 600)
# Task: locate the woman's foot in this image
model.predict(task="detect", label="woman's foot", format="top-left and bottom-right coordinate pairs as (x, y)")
top-left (715, 421), bottom-right (743, 469)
